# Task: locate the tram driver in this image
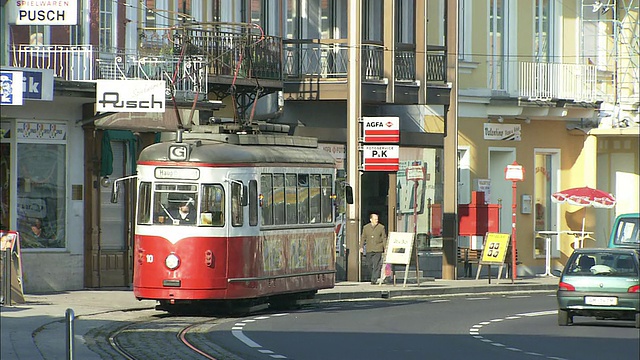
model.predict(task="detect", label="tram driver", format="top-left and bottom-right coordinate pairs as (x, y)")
top-left (170, 197), bottom-right (197, 225)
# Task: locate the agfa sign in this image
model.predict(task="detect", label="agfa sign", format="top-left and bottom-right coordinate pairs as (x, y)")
top-left (362, 116), bottom-right (399, 143)
top-left (13, 0), bottom-right (78, 25)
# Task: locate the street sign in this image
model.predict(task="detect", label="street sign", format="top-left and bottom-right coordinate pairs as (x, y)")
top-left (505, 162), bottom-right (524, 181)
top-left (362, 145), bottom-right (399, 171)
top-left (406, 165), bottom-right (425, 181)
top-left (362, 116), bottom-right (399, 143)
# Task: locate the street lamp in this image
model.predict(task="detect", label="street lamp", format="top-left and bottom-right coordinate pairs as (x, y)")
top-left (504, 161), bottom-right (524, 282)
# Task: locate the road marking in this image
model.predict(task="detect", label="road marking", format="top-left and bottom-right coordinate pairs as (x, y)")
top-left (231, 313), bottom-right (293, 359)
top-left (469, 309), bottom-right (566, 360)
top-left (430, 299), bottom-right (450, 303)
top-left (232, 330), bottom-right (262, 348)
top-left (517, 310), bottom-right (557, 317)
top-left (467, 297), bottom-right (491, 300)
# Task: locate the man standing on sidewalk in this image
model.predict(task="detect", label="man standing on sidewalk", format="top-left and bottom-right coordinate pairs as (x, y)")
top-left (360, 213), bottom-right (387, 284)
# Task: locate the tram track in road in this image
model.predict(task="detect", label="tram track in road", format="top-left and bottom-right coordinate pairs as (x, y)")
top-left (107, 315), bottom-right (245, 360)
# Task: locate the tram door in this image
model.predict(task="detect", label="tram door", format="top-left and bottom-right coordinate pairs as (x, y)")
top-left (98, 141), bottom-right (130, 287)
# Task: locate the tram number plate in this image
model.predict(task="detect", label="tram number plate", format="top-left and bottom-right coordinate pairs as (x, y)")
top-left (584, 296), bottom-right (617, 306)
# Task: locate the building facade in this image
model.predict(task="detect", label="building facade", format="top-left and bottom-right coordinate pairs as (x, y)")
top-left (1, 0), bottom-right (637, 291)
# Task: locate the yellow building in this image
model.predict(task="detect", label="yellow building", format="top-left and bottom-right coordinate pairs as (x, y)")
top-left (456, 0), bottom-right (639, 275)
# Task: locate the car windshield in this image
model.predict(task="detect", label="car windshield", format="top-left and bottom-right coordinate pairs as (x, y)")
top-left (565, 252), bottom-right (639, 276)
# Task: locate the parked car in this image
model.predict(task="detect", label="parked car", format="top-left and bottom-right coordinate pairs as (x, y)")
top-left (556, 248), bottom-right (640, 328)
top-left (608, 213), bottom-right (640, 249)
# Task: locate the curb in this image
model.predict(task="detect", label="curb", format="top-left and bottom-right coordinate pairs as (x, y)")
top-left (316, 284), bottom-right (558, 301)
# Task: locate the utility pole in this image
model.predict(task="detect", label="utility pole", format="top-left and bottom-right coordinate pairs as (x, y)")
top-left (346, 0), bottom-right (362, 281)
top-left (442, 0), bottom-right (459, 280)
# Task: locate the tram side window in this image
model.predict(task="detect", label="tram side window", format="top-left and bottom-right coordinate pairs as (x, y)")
top-left (273, 173), bottom-right (285, 225)
top-left (137, 182), bottom-right (152, 224)
top-left (200, 184), bottom-right (224, 226)
top-left (231, 181), bottom-right (244, 227)
top-left (249, 180), bottom-right (258, 226)
top-left (285, 174), bottom-right (297, 224)
top-left (261, 174), bottom-right (273, 225)
top-left (298, 174), bottom-right (309, 224)
top-left (321, 174), bottom-right (333, 223)
top-left (309, 174), bottom-right (321, 223)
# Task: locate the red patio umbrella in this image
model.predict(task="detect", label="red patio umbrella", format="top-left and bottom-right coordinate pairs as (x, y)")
top-left (551, 186), bottom-right (616, 246)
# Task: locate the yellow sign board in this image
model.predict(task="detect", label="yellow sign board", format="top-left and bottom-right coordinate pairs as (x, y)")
top-left (480, 233), bottom-right (510, 265)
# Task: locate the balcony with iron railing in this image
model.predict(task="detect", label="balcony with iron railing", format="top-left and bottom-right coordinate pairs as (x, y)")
top-left (8, 26), bottom-right (283, 98)
top-left (283, 40), bottom-right (447, 84)
top-left (486, 59), bottom-right (601, 104)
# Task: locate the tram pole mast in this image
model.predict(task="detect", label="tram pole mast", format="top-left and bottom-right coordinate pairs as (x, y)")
top-left (442, 0), bottom-right (459, 280)
top-left (346, 0), bottom-right (362, 282)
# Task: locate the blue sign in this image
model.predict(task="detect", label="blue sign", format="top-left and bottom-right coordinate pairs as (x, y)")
top-left (1, 67), bottom-right (54, 101)
top-left (1, 71), bottom-right (23, 105)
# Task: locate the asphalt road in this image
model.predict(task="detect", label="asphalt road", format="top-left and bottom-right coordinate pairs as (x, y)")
top-left (205, 294), bottom-right (640, 360)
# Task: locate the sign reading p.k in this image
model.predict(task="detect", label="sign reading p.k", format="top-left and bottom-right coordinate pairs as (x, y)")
top-left (362, 145), bottom-right (399, 171)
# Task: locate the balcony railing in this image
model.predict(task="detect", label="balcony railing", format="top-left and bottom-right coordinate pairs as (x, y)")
top-left (283, 40), bottom-right (447, 83)
top-left (10, 45), bottom-right (96, 81)
top-left (487, 60), bottom-right (598, 103)
top-left (166, 26), bottom-right (282, 80)
top-left (10, 45), bottom-right (209, 101)
top-left (519, 61), bottom-right (597, 102)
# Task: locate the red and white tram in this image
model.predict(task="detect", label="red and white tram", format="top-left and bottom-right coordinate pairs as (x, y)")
top-left (118, 127), bottom-right (337, 312)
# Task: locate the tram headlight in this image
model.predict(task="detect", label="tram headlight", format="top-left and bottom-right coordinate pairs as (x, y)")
top-left (165, 254), bottom-right (180, 270)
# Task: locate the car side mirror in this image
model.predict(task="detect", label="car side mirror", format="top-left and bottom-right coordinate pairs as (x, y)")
top-left (552, 269), bottom-right (563, 277)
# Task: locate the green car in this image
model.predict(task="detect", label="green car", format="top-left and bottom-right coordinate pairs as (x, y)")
top-left (556, 248), bottom-right (640, 328)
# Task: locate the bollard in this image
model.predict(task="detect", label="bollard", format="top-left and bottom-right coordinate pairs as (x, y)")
top-left (65, 308), bottom-right (75, 360)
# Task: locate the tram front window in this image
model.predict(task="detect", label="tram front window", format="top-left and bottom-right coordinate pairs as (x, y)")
top-left (153, 183), bottom-right (199, 226)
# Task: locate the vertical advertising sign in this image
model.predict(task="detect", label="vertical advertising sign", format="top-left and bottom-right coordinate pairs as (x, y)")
top-left (0, 71), bottom-right (24, 106)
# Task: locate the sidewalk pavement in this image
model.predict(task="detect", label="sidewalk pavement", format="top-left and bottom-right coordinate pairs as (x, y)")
top-left (1, 276), bottom-right (559, 360)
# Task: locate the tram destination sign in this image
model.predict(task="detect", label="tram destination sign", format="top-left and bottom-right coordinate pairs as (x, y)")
top-left (362, 145), bottom-right (399, 171)
top-left (155, 167), bottom-right (199, 180)
top-left (362, 116), bottom-right (399, 143)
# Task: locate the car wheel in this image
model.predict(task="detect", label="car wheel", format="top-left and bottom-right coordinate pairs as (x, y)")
top-left (635, 313), bottom-right (640, 329)
top-left (558, 309), bottom-right (572, 326)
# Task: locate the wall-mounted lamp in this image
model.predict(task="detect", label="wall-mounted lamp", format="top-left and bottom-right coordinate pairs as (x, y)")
top-left (525, 117), bottom-right (531, 124)
top-left (497, 116), bottom-right (504, 123)
top-left (100, 176), bottom-right (111, 188)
